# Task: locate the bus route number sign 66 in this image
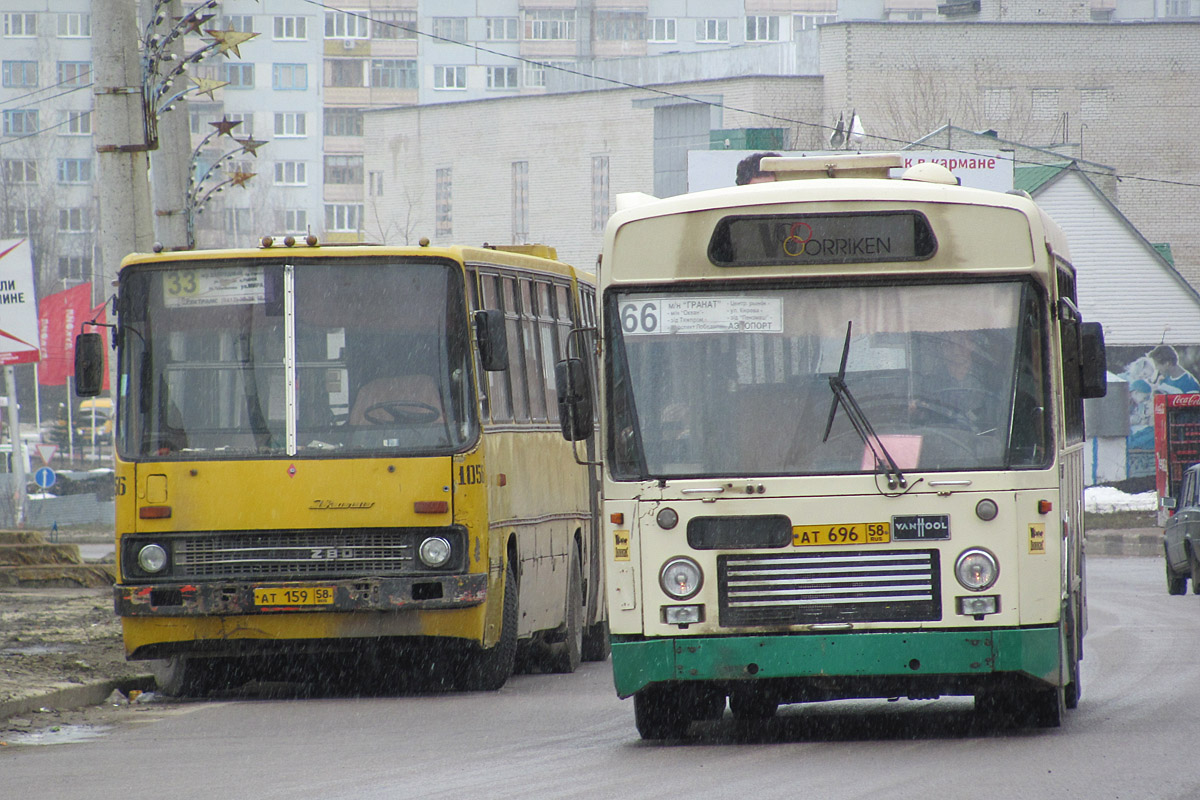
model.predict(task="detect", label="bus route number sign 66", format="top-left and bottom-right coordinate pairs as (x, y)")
top-left (621, 300), bottom-right (661, 334)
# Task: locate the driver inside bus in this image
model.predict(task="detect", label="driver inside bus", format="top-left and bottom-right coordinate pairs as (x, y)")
top-left (350, 373), bottom-right (444, 426)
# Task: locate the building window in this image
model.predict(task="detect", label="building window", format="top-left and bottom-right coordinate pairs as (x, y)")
top-left (436, 168), bottom-right (452, 237)
top-left (648, 18), bottom-right (676, 42)
top-left (1163, 0), bottom-right (1196, 15)
top-left (59, 207), bottom-right (88, 233)
top-left (434, 66), bottom-right (466, 90)
top-left (61, 110), bottom-right (91, 136)
top-left (523, 60), bottom-right (570, 89)
top-left (512, 161), bottom-right (528, 242)
top-left (273, 161), bottom-right (307, 185)
top-left (57, 62), bottom-right (91, 86)
top-left (324, 107), bottom-right (363, 136)
top-left (696, 18), bottom-right (729, 43)
top-left (526, 10), bottom-right (575, 40)
top-left (486, 17), bottom-right (519, 41)
top-left (983, 87), bottom-right (1012, 120)
top-left (2, 160), bottom-right (37, 184)
top-left (57, 13), bottom-right (90, 38)
top-left (58, 254), bottom-right (92, 281)
top-left (746, 16), bottom-right (780, 42)
top-left (57, 158), bottom-right (92, 184)
top-left (283, 208), bottom-right (307, 235)
top-left (324, 155), bottom-right (363, 185)
top-left (325, 203), bottom-right (362, 232)
top-left (431, 17), bottom-right (467, 42)
top-left (272, 63), bottom-right (308, 90)
top-left (2, 61), bottom-right (37, 88)
top-left (225, 207), bottom-right (252, 236)
top-left (592, 156), bottom-right (610, 233)
top-left (2, 110), bottom-right (37, 136)
top-left (368, 171), bottom-right (383, 196)
top-left (226, 112), bottom-right (252, 136)
top-left (371, 59), bottom-right (417, 89)
top-left (794, 14), bottom-right (835, 31)
top-left (372, 11), bottom-right (417, 39)
top-left (487, 66), bottom-right (518, 89)
top-left (1031, 88), bottom-right (1058, 121)
top-left (3, 13), bottom-right (36, 37)
top-left (225, 63), bottom-right (254, 89)
top-left (4, 208), bottom-right (37, 236)
top-left (220, 15), bottom-right (254, 33)
top-left (274, 16), bottom-right (307, 40)
top-left (595, 12), bottom-right (645, 41)
top-left (1080, 88), bottom-right (1109, 120)
top-left (326, 58), bottom-right (365, 88)
top-left (274, 112), bottom-right (306, 137)
top-left (325, 11), bottom-right (369, 39)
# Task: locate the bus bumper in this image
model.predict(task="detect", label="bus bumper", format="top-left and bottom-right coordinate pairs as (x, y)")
top-left (610, 627), bottom-right (1061, 699)
top-left (115, 573), bottom-right (488, 617)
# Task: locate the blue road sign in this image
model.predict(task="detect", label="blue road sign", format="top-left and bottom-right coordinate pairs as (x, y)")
top-left (34, 466), bottom-right (56, 489)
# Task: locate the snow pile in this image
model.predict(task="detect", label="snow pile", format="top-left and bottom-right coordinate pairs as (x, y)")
top-left (1084, 486), bottom-right (1157, 514)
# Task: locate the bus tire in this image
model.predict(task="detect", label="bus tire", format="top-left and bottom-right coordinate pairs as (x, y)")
top-left (456, 560), bottom-right (518, 691)
top-left (1167, 558), bottom-right (1187, 596)
top-left (545, 549), bottom-right (583, 674)
top-left (581, 620), bottom-right (611, 662)
top-left (152, 655), bottom-right (226, 697)
top-left (634, 683), bottom-right (724, 740)
top-left (729, 688), bottom-right (779, 720)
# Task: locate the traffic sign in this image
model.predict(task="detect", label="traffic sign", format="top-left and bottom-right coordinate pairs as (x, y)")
top-left (34, 443), bottom-right (57, 465)
top-left (34, 466), bottom-right (55, 489)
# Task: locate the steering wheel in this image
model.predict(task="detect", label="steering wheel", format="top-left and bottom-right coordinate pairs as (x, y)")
top-left (909, 396), bottom-right (978, 429)
top-left (362, 401), bottom-right (440, 425)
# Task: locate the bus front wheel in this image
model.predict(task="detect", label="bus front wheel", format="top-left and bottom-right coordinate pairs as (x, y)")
top-left (152, 655), bottom-right (229, 697)
top-left (633, 683), bottom-right (725, 740)
top-left (454, 560), bottom-right (518, 691)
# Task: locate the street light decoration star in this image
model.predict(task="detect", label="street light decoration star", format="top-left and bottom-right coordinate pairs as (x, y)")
top-left (191, 75), bottom-right (228, 99)
top-left (235, 137), bottom-right (267, 157)
top-left (208, 116), bottom-right (242, 137)
top-left (229, 170), bottom-right (256, 189)
top-left (175, 13), bottom-right (215, 36)
top-left (204, 29), bottom-right (259, 58)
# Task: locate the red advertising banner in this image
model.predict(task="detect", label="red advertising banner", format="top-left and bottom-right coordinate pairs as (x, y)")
top-left (0, 239), bottom-right (40, 365)
top-left (37, 284), bottom-right (94, 386)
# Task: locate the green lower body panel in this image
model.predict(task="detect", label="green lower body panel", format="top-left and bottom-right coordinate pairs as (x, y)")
top-left (611, 627), bottom-right (1061, 698)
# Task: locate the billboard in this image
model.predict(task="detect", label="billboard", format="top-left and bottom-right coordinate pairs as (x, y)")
top-left (688, 150), bottom-right (1016, 194)
top-left (0, 239), bottom-right (39, 366)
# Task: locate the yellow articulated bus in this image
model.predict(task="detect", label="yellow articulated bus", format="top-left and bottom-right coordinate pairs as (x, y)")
top-left (75, 237), bottom-right (606, 695)
top-left (555, 154), bottom-right (1108, 738)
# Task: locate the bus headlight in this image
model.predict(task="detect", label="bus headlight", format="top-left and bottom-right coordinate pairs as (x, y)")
top-left (418, 536), bottom-right (452, 568)
top-left (955, 548), bottom-right (999, 591)
top-left (137, 544), bottom-right (168, 574)
top-left (660, 557), bottom-right (703, 600)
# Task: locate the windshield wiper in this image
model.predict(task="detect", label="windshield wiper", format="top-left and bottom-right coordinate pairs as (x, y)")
top-left (821, 321), bottom-right (908, 490)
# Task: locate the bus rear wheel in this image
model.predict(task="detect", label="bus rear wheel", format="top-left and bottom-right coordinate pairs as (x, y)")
top-left (545, 548), bottom-right (583, 674)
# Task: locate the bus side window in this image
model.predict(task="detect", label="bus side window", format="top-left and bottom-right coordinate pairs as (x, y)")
top-left (480, 274), bottom-right (513, 422)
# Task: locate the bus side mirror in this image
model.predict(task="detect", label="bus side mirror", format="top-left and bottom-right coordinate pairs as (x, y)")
top-left (474, 309), bottom-right (508, 372)
top-left (1080, 321), bottom-right (1107, 399)
top-left (555, 358), bottom-right (593, 441)
top-left (74, 333), bottom-right (105, 397)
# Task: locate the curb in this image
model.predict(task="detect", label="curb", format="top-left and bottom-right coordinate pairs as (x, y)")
top-left (1086, 527), bottom-right (1161, 558)
top-left (0, 675), bottom-right (156, 724)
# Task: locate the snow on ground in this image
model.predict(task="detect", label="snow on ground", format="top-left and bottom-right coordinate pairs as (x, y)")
top-left (1085, 486), bottom-right (1158, 514)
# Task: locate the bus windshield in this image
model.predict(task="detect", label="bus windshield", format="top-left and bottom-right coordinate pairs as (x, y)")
top-left (606, 280), bottom-right (1048, 480)
top-left (117, 258), bottom-right (477, 459)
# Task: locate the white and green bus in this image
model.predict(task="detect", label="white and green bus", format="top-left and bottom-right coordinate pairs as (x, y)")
top-left (556, 154), bottom-right (1107, 738)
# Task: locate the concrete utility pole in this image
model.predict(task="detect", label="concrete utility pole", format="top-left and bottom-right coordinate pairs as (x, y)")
top-left (93, 0), bottom-right (156, 290)
top-left (145, 0), bottom-right (193, 250)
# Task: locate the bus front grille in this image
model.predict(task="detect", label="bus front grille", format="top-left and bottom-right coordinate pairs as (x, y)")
top-left (717, 550), bottom-right (941, 627)
top-left (169, 529), bottom-right (422, 579)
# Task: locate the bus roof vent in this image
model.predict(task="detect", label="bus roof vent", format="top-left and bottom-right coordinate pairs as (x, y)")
top-left (487, 243), bottom-right (558, 260)
top-left (616, 192), bottom-right (659, 211)
top-left (759, 154), bottom-right (903, 181)
top-left (901, 162), bottom-right (960, 185)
